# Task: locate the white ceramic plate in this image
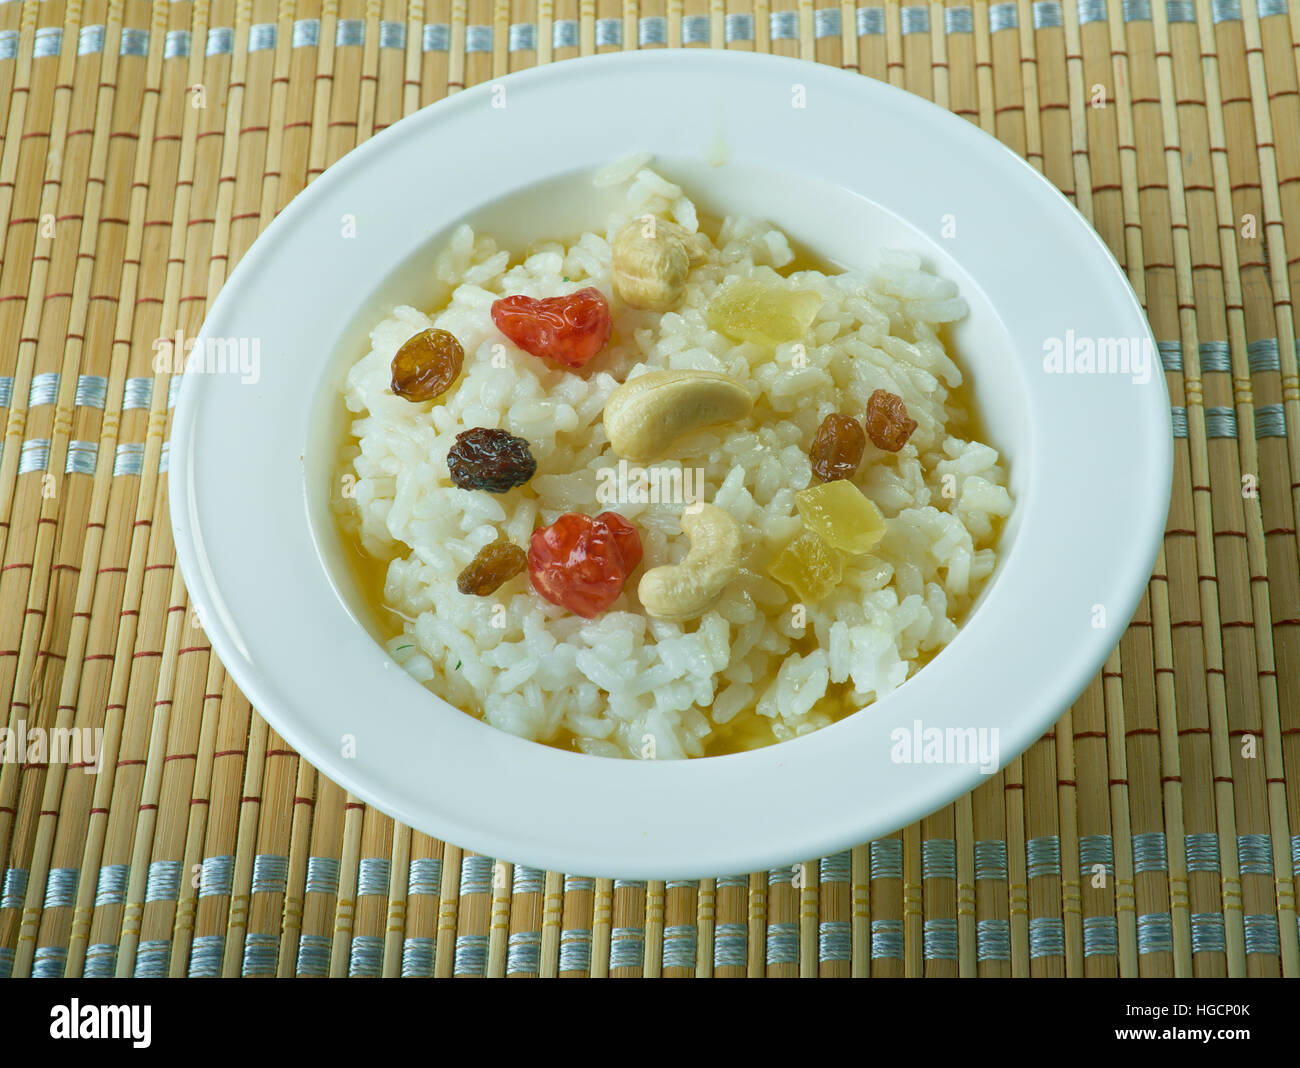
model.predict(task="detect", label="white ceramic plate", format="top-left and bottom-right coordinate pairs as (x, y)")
top-left (169, 50), bottom-right (1171, 879)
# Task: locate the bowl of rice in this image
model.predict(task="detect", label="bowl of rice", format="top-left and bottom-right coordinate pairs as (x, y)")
top-left (170, 50), bottom-right (1171, 878)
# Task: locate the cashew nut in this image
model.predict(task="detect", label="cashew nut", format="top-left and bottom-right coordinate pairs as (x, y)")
top-left (638, 504), bottom-right (742, 621)
top-left (611, 218), bottom-right (705, 312)
top-left (602, 369), bottom-right (753, 463)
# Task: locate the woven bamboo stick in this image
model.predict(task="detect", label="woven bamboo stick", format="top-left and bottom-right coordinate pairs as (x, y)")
top-left (1128, 1), bottom-right (1255, 976)
top-left (3, 0), bottom-right (120, 979)
top-left (744, 869), bottom-right (764, 974)
top-left (56, 0), bottom-right (206, 978)
top-left (0, 1), bottom-right (71, 891)
top-left (1200, 0), bottom-right (1295, 973)
top-left (1058, 0), bottom-right (1119, 981)
top-left (642, 878), bottom-right (665, 975)
top-left (1, 0), bottom-right (104, 971)
top-left (1188, 7), bottom-right (1277, 980)
top-left (11, 0), bottom-right (118, 974)
top-left (111, 0), bottom-right (257, 980)
top-left (1244, 1), bottom-right (1300, 972)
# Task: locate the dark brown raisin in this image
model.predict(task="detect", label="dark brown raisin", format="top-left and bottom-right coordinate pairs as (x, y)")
top-left (391, 328), bottom-right (464, 401)
top-left (457, 538), bottom-right (528, 596)
top-left (865, 389), bottom-right (917, 452)
top-left (809, 413), bottom-right (866, 481)
top-left (447, 427), bottom-right (537, 493)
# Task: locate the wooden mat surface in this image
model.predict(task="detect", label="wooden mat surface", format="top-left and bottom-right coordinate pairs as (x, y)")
top-left (0, 0), bottom-right (1298, 978)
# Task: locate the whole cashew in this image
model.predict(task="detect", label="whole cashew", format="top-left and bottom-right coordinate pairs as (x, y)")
top-left (638, 504), bottom-right (742, 622)
top-left (602, 369), bottom-right (753, 462)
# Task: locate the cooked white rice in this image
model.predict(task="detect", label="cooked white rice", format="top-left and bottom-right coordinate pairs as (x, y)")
top-left (337, 164), bottom-right (1013, 759)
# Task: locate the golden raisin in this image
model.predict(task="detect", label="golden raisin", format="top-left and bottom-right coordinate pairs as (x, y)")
top-left (809, 413), bottom-right (866, 481)
top-left (457, 538), bottom-right (528, 596)
top-left (865, 389), bottom-right (917, 452)
top-left (391, 328), bottom-right (465, 402)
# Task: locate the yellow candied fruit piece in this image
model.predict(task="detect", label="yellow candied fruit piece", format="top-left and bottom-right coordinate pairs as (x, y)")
top-left (795, 480), bottom-right (885, 555)
top-left (707, 279), bottom-right (823, 346)
top-left (767, 527), bottom-right (843, 603)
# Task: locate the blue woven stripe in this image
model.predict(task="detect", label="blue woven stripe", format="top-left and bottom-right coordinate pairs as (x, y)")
top-left (296, 934), bottom-right (331, 977)
top-left (871, 919), bottom-right (903, 960)
top-left (1190, 913), bottom-right (1226, 954)
top-left (1027, 836), bottom-right (1061, 879)
top-left (145, 860), bottom-right (181, 902)
top-left (402, 937), bottom-right (435, 977)
top-left (1243, 914), bottom-right (1279, 955)
top-left (820, 851), bottom-right (851, 883)
top-left (134, 939), bottom-right (171, 977)
top-left (1029, 917), bottom-right (1065, 958)
top-left (766, 922), bottom-right (799, 965)
top-left (1247, 338), bottom-right (1280, 372)
top-left (358, 856), bottom-right (392, 897)
top-left (349, 935), bottom-right (384, 977)
top-left (1079, 834), bottom-right (1115, 875)
top-left (507, 930), bottom-right (540, 974)
top-left (33, 945), bottom-right (66, 978)
top-left (199, 855), bottom-right (234, 897)
top-left (977, 919), bottom-right (1010, 962)
top-left (1137, 912), bottom-right (1173, 954)
top-left (714, 923), bottom-right (748, 968)
top-left (922, 839), bottom-right (956, 881)
top-left (512, 864), bottom-right (545, 895)
top-left (725, 13), bottom-right (754, 41)
top-left (1, 868), bottom-right (29, 909)
top-left (250, 854), bottom-right (288, 896)
top-left (975, 840), bottom-right (1008, 881)
top-left (1185, 833), bottom-right (1220, 872)
top-left (1133, 832), bottom-right (1168, 873)
top-left (871, 839), bottom-right (902, 880)
top-left (1083, 915), bottom-right (1118, 957)
top-left (43, 868), bottom-right (78, 909)
top-left (243, 933), bottom-right (279, 977)
top-left (84, 943), bottom-right (117, 977)
top-left (559, 928), bottom-right (591, 972)
top-left (923, 918), bottom-right (959, 961)
top-left (1237, 834), bottom-right (1272, 876)
top-left (811, 919), bottom-right (848, 963)
top-left (454, 934), bottom-right (489, 976)
top-left (189, 934), bottom-right (224, 977)
top-left (305, 856), bottom-right (340, 896)
top-left (664, 924), bottom-right (697, 968)
top-left (408, 857), bottom-right (442, 896)
top-left (1198, 340), bottom-right (1230, 372)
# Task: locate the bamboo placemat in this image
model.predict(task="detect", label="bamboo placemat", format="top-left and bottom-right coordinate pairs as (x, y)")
top-left (0, 0), bottom-right (1297, 979)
